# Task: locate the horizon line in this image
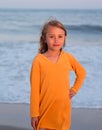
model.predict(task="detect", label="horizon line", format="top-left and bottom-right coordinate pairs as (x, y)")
top-left (0, 7), bottom-right (102, 10)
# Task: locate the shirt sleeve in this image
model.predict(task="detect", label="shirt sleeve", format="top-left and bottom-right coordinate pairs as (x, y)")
top-left (69, 54), bottom-right (86, 93)
top-left (30, 57), bottom-right (40, 117)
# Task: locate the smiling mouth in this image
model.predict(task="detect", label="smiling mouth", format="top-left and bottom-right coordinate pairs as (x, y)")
top-left (53, 44), bottom-right (60, 46)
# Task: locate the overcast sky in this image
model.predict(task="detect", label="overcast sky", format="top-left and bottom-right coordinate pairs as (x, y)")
top-left (0, 0), bottom-right (102, 9)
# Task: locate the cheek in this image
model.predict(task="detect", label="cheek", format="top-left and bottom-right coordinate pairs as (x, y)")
top-left (46, 38), bottom-right (53, 44)
top-left (62, 38), bottom-right (66, 43)
top-left (46, 36), bottom-right (50, 42)
top-left (61, 38), bottom-right (66, 46)
top-left (46, 38), bottom-right (53, 47)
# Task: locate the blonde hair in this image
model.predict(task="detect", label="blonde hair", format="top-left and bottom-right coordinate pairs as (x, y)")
top-left (39, 19), bottom-right (67, 53)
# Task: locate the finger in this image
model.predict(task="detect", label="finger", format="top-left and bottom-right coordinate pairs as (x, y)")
top-left (70, 89), bottom-right (76, 99)
top-left (35, 120), bottom-right (39, 129)
top-left (31, 120), bottom-right (36, 130)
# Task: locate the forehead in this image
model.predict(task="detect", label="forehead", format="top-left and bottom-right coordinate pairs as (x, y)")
top-left (47, 26), bottom-right (65, 34)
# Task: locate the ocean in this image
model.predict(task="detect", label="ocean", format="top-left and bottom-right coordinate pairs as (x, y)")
top-left (0, 9), bottom-right (102, 108)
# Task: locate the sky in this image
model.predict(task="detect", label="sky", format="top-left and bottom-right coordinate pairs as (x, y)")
top-left (0, 0), bottom-right (102, 9)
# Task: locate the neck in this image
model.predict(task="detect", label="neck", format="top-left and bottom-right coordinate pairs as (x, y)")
top-left (46, 49), bottom-right (61, 57)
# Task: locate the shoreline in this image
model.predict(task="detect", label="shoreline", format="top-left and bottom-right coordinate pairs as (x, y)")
top-left (0, 103), bottom-right (102, 130)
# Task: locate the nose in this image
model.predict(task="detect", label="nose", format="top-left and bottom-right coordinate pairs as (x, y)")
top-left (54, 37), bottom-right (58, 42)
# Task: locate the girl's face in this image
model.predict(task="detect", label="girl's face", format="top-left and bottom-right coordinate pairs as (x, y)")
top-left (45, 26), bottom-right (66, 51)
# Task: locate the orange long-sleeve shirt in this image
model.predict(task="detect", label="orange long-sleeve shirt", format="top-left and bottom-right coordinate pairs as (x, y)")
top-left (30, 50), bottom-right (86, 130)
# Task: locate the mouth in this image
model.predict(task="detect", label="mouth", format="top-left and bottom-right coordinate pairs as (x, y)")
top-left (53, 44), bottom-right (60, 46)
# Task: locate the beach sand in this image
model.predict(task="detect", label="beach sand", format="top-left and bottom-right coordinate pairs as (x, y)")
top-left (0, 103), bottom-right (102, 130)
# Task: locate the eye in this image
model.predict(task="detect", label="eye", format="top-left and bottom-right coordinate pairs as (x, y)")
top-left (58, 35), bottom-right (63, 38)
top-left (49, 35), bottom-right (54, 38)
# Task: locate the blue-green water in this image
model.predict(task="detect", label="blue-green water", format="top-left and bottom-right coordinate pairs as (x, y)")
top-left (0, 9), bottom-right (102, 108)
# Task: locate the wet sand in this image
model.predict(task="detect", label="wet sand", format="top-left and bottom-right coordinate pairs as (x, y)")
top-left (0, 103), bottom-right (102, 130)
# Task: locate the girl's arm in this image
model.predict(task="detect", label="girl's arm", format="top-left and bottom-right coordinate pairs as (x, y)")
top-left (31, 117), bottom-right (39, 130)
top-left (30, 57), bottom-right (40, 117)
top-left (70, 88), bottom-right (76, 99)
top-left (69, 54), bottom-right (86, 94)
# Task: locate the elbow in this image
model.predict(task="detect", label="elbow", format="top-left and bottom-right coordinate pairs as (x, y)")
top-left (83, 68), bottom-right (87, 78)
top-left (81, 68), bottom-right (87, 80)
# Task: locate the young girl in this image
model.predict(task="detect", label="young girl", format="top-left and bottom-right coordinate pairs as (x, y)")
top-left (30, 19), bottom-right (86, 130)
